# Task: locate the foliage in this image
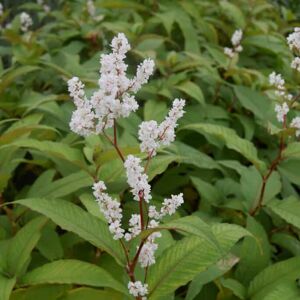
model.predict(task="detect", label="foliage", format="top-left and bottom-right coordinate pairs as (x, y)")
top-left (1, 0), bottom-right (300, 299)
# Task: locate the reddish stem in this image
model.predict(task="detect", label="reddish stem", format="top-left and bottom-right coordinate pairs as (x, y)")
top-left (250, 115), bottom-right (287, 216)
top-left (138, 191), bottom-right (145, 231)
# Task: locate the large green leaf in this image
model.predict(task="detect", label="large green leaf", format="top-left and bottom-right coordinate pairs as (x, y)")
top-left (235, 216), bottom-right (271, 285)
top-left (176, 81), bottom-right (205, 104)
top-left (59, 288), bottom-right (125, 300)
top-left (282, 143), bottom-right (300, 159)
top-left (234, 85), bottom-right (272, 121)
top-left (181, 123), bottom-right (265, 170)
top-left (185, 254), bottom-right (239, 300)
top-left (28, 171), bottom-right (93, 199)
top-left (20, 260), bottom-right (127, 294)
top-left (10, 285), bottom-right (69, 300)
top-left (261, 281), bottom-right (300, 300)
top-left (4, 139), bottom-right (87, 169)
top-left (140, 216), bottom-right (219, 249)
top-left (0, 65), bottom-right (40, 93)
top-left (147, 223), bottom-right (249, 299)
top-left (267, 197), bottom-right (300, 230)
top-left (15, 198), bottom-right (126, 265)
top-left (6, 217), bottom-right (48, 276)
top-left (248, 257), bottom-right (300, 300)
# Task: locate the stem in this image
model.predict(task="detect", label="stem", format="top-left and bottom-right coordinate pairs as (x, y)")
top-left (138, 191), bottom-right (145, 231)
top-left (103, 119), bottom-right (125, 162)
top-left (130, 238), bottom-right (147, 272)
top-left (120, 239), bottom-right (130, 265)
top-left (250, 116), bottom-right (287, 216)
top-left (144, 266), bottom-right (149, 283)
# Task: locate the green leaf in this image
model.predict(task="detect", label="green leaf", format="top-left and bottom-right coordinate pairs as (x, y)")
top-left (271, 233), bottom-right (300, 256)
top-left (0, 65), bottom-right (40, 93)
top-left (248, 257), bottom-right (300, 300)
top-left (176, 81), bottom-right (205, 104)
top-left (191, 176), bottom-right (221, 205)
top-left (59, 288), bottom-right (125, 300)
top-left (0, 275), bottom-right (16, 300)
top-left (170, 142), bottom-right (221, 171)
top-left (278, 159), bottom-right (300, 185)
top-left (37, 226), bottom-right (64, 261)
top-left (220, 278), bottom-right (246, 299)
top-left (28, 171), bottom-right (93, 199)
top-left (144, 100), bottom-right (168, 122)
top-left (185, 254), bottom-right (239, 300)
top-left (235, 216), bottom-right (271, 285)
top-left (283, 143), bottom-right (300, 159)
top-left (140, 216), bottom-right (220, 249)
top-left (211, 223), bottom-right (251, 253)
top-left (261, 281), bottom-right (300, 300)
top-left (10, 285), bottom-right (69, 300)
top-left (148, 223), bottom-right (249, 299)
top-left (6, 217), bottom-right (48, 276)
top-left (234, 86), bottom-right (272, 121)
top-left (147, 155), bottom-right (177, 181)
top-left (15, 198), bottom-right (126, 266)
top-left (4, 139), bottom-right (87, 169)
top-left (220, 1), bottom-right (246, 28)
top-left (20, 260), bottom-right (127, 294)
top-left (181, 123), bottom-right (266, 170)
top-left (148, 236), bottom-right (221, 300)
top-left (267, 197), bottom-right (300, 230)
top-left (174, 8), bottom-right (199, 53)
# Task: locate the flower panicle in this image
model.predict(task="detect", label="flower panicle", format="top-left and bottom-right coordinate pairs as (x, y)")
top-left (68, 33), bottom-right (155, 137)
top-left (224, 29), bottom-right (243, 58)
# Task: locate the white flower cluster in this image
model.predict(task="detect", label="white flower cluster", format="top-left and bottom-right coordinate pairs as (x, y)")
top-left (269, 72), bottom-right (292, 101)
top-left (287, 28), bottom-right (300, 72)
top-left (20, 12), bottom-right (33, 32)
top-left (274, 103), bottom-right (289, 123)
top-left (125, 214), bottom-right (141, 241)
top-left (148, 193), bottom-right (184, 220)
top-left (68, 33), bottom-right (154, 136)
top-left (138, 220), bottom-right (161, 268)
top-left (291, 117), bottom-right (300, 137)
top-left (138, 99), bottom-right (186, 157)
top-left (92, 181), bottom-right (125, 240)
top-left (128, 281), bottom-right (148, 299)
top-left (0, 3), bottom-right (3, 17)
top-left (124, 155), bottom-right (152, 203)
top-left (87, 0), bottom-right (96, 17)
top-left (224, 29), bottom-right (243, 58)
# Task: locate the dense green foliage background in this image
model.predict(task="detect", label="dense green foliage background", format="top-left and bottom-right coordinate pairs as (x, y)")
top-left (1, 0), bottom-right (300, 299)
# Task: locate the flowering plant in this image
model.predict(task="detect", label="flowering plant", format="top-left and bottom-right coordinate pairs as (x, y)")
top-left (2, 1), bottom-right (300, 300)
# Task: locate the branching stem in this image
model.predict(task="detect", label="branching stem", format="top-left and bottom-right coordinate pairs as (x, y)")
top-left (250, 116), bottom-right (287, 216)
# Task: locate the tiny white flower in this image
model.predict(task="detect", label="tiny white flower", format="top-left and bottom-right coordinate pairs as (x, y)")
top-left (287, 27), bottom-right (300, 52)
top-left (291, 57), bottom-right (300, 72)
top-left (231, 29), bottom-right (243, 46)
top-left (87, 0), bottom-right (96, 17)
top-left (20, 12), bottom-right (33, 32)
top-left (92, 181), bottom-right (125, 240)
top-left (275, 102), bottom-right (289, 123)
top-left (138, 99), bottom-right (186, 157)
top-left (128, 281), bottom-right (148, 298)
top-left (148, 193), bottom-right (184, 220)
top-left (224, 29), bottom-right (243, 58)
top-left (224, 47), bottom-right (234, 58)
top-left (0, 3), bottom-right (3, 17)
top-left (124, 155), bottom-right (152, 203)
top-left (269, 72), bottom-right (285, 90)
top-left (291, 117), bottom-right (300, 137)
